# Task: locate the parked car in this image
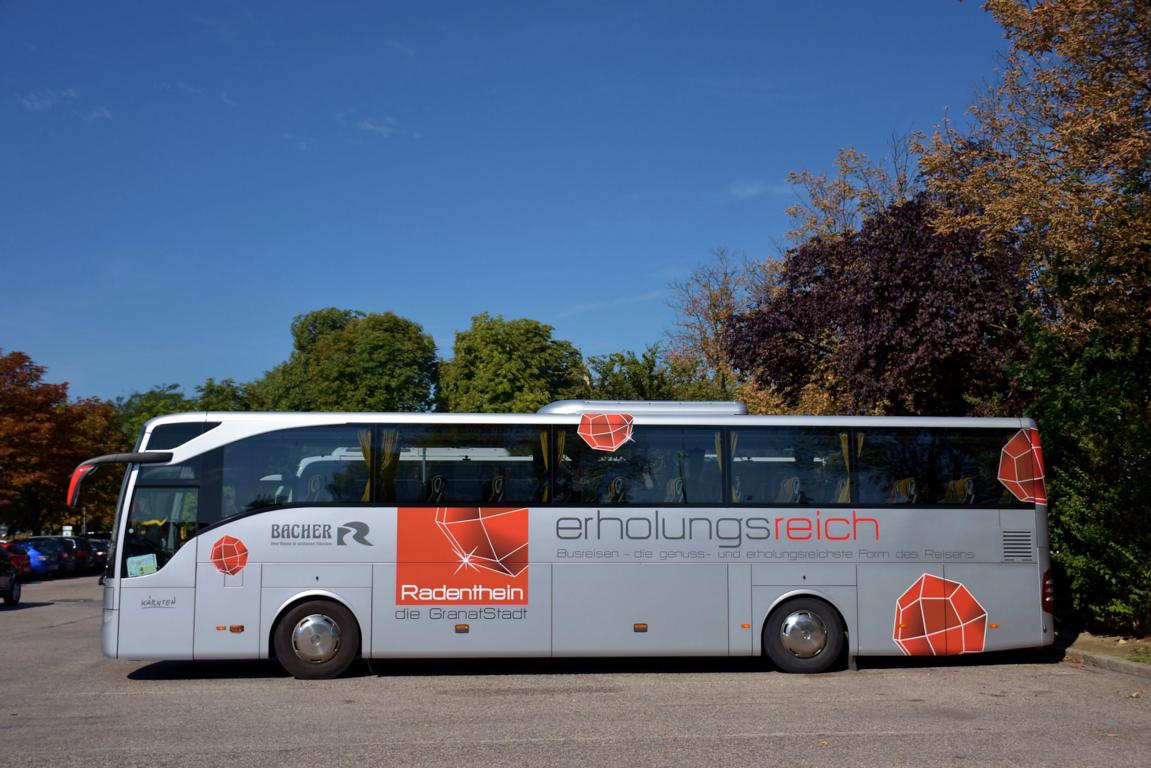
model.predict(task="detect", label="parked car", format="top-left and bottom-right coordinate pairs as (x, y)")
top-left (0, 542), bottom-right (32, 577)
top-left (86, 539), bottom-right (110, 572)
top-left (64, 537), bottom-right (94, 572)
top-left (0, 547), bottom-right (20, 606)
top-left (20, 538), bottom-right (65, 577)
top-left (85, 541), bottom-right (109, 571)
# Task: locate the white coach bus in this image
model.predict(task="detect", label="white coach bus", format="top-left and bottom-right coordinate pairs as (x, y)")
top-left (68, 401), bottom-right (1054, 678)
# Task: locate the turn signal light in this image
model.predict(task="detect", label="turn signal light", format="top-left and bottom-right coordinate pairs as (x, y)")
top-left (634, 623), bottom-right (648, 633)
top-left (455, 624), bottom-right (469, 634)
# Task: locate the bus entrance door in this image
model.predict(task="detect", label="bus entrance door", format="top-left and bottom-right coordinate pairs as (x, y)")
top-left (193, 535), bottom-right (261, 659)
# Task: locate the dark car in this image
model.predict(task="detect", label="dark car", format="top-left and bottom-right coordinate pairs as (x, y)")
top-left (64, 537), bottom-right (94, 572)
top-left (0, 547), bottom-right (20, 606)
top-left (86, 539), bottom-right (110, 571)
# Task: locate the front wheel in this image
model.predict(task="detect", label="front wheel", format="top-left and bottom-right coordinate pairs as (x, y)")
top-left (273, 600), bottom-right (360, 679)
top-left (762, 597), bottom-right (844, 673)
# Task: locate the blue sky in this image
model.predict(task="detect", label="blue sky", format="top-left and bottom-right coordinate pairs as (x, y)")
top-left (1, 1), bottom-right (1006, 403)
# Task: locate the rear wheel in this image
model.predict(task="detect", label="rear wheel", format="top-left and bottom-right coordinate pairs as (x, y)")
top-left (3, 578), bottom-right (21, 606)
top-left (762, 597), bottom-right (844, 673)
top-left (273, 600), bottom-right (360, 679)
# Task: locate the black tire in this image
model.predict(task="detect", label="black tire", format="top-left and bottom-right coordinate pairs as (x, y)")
top-left (273, 599), bottom-right (360, 679)
top-left (762, 597), bottom-right (844, 674)
top-left (3, 578), bottom-right (21, 607)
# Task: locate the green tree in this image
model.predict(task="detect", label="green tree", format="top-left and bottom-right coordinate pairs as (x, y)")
top-left (290, 307), bottom-right (364, 355)
top-left (438, 314), bottom-right (585, 413)
top-left (252, 309), bottom-right (437, 412)
top-left (114, 384), bottom-right (195, 443)
top-left (586, 346), bottom-right (682, 401)
top-left (194, 378), bottom-right (253, 411)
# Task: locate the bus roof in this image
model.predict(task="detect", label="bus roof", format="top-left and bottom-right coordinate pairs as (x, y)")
top-left (138, 402), bottom-right (1034, 455)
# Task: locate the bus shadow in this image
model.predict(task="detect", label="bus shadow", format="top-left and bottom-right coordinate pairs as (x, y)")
top-left (128, 660), bottom-right (289, 681)
top-left (855, 645), bottom-right (1067, 671)
top-left (363, 646), bottom-right (1067, 678)
top-left (124, 647), bottom-right (1068, 681)
top-left (363, 656), bottom-right (766, 678)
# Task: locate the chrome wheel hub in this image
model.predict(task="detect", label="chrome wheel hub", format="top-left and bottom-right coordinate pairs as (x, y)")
top-left (779, 610), bottom-right (828, 658)
top-left (291, 613), bottom-right (341, 663)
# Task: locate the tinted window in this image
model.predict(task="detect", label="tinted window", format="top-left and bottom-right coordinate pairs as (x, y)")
top-left (125, 425), bottom-right (371, 576)
top-left (379, 424), bottom-right (548, 505)
top-left (730, 427), bottom-right (850, 505)
top-left (554, 426), bottom-right (722, 505)
top-left (855, 428), bottom-right (1021, 506)
top-left (122, 486), bottom-right (199, 577)
top-left (145, 422), bottom-right (220, 450)
top-left (219, 426), bottom-right (371, 516)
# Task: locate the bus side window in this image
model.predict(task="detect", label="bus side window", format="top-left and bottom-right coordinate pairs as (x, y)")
top-left (730, 427), bottom-right (846, 505)
top-left (933, 430), bottom-right (1021, 506)
top-left (855, 429), bottom-right (930, 506)
top-left (382, 424), bottom-right (549, 506)
top-left (555, 426), bottom-right (721, 506)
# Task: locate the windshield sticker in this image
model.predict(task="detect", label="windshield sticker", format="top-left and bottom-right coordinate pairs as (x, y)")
top-left (125, 553), bottom-right (158, 578)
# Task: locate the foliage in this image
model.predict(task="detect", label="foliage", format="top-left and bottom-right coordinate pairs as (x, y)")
top-left (583, 344), bottom-right (726, 402)
top-left (666, 249), bottom-right (767, 400)
top-left (0, 350), bottom-right (127, 533)
top-left (922, 0), bottom-right (1150, 338)
top-left (1014, 315), bottom-right (1151, 632)
top-left (728, 195), bottom-right (1025, 415)
top-left (114, 384), bottom-right (195, 443)
top-left (920, 0), bottom-right (1151, 631)
top-left (785, 138), bottom-right (921, 245)
top-left (290, 308), bottom-right (364, 355)
top-left (438, 314), bottom-right (585, 413)
top-left (252, 308), bottom-right (438, 412)
top-left (195, 378), bottom-right (253, 411)
top-left (50, 397), bottom-right (126, 533)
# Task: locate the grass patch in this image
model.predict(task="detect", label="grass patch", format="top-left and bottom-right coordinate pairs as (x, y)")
top-left (1127, 645), bottom-right (1151, 666)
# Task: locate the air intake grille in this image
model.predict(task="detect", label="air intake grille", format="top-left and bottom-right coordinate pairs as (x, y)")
top-left (1002, 530), bottom-right (1035, 562)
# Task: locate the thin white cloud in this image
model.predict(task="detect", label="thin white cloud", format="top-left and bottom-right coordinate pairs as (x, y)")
top-left (281, 133), bottom-right (313, 152)
top-left (161, 81), bottom-right (204, 96)
top-left (17, 88), bottom-right (77, 111)
top-left (729, 180), bottom-right (767, 200)
top-left (730, 179), bottom-right (791, 200)
top-left (86, 106), bottom-right (114, 122)
top-left (556, 289), bottom-right (668, 319)
top-left (357, 116), bottom-right (398, 138)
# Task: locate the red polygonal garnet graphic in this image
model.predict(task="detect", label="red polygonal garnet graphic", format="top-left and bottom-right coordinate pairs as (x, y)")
top-left (435, 507), bottom-right (529, 577)
top-left (210, 535), bottom-right (249, 576)
top-left (577, 413), bottom-right (634, 452)
top-left (893, 573), bottom-right (987, 656)
top-left (998, 427), bottom-right (1047, 504)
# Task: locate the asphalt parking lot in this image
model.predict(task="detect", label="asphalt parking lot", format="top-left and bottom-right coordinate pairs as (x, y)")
top-left (2, 577), bottom-right (1147, 767)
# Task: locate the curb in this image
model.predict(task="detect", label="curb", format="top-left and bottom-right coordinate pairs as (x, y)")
top-left (1063, 648), bottom-right (1151, 680)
